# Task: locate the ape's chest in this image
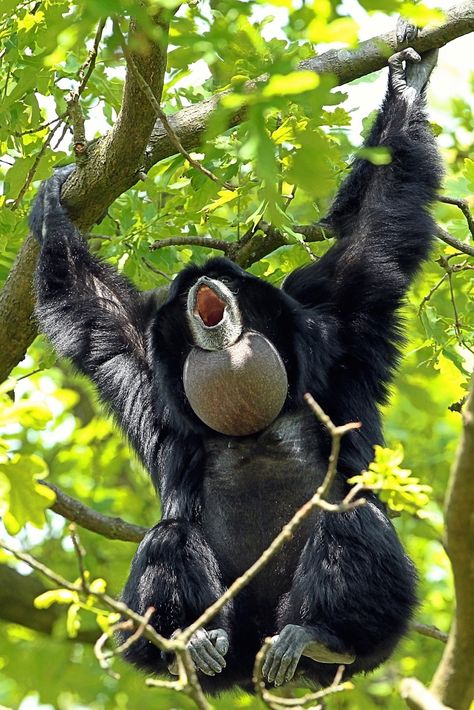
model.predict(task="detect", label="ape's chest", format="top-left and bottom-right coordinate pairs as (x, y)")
top-left (200, 411), bottom-right (334, 596)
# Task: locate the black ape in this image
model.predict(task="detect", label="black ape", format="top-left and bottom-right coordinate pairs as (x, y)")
top-left (31, 48), bottom-right (441, 692)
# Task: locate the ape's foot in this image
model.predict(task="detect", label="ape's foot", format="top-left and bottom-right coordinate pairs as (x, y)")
top-left (261, 624), bottom-right (355, 687)
top-left (388, 47), bottom-right (438, 98)
top-left (168, 628), bottom-right (229, 677)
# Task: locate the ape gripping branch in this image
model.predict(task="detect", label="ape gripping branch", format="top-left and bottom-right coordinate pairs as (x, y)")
top-left (1, 1), bottom-right (474, 382)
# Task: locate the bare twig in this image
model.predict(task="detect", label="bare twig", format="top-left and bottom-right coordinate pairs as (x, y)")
top-left (95, 607), bottom-right (156, 678)
top-left (0, 539), bottom-right (172, 652)
top-left (418, 273), bottom-right (448, 314)
top-left (16, 116), bottom-right (62, 137)
top-left (11, 121), bottom-right (64, 209)
top-left (304, 393), bottom-right (361, 498)
top-left (412, 622), bottom-right (448, 644)
top-left (69, 524), bottom-right (88, 590)
top-left (150, 235), bottom-right (232, 253)
top-left (76, 19), bottom-right (107, 97)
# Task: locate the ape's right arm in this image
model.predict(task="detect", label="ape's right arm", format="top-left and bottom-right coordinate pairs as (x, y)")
top-left (31, 167), bottom-right (160, 471)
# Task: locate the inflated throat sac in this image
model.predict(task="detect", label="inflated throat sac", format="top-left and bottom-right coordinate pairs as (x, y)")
top-left (183, 331), bottom-right (288, 436)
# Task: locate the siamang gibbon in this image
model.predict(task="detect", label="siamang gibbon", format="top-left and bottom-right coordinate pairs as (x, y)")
top-left (30, 47), bottom-right (441, 693)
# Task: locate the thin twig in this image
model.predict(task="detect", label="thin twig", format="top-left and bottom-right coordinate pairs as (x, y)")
top-left (16, 116), bottom-right (62, 137)
top-left (412, 622), bottom-right (448, 644)
top-left (94, 606), bottom-right (156, 679)
top-left (149, 235), bottom-right (232, 253)
top-left (11, 120), bottom-right (64, 209)
top-left (304, 393), bottom-right (362, 499)
top-left (0, 539), bottom-right (172, 652)
top-left (69, 524), bottom-right (88, 590)
top-left (418, 273), bottom-right (448, 314)
top-left (77, 18), bottom-right (107, 97)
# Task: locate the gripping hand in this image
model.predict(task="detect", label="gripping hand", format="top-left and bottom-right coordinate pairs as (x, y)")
top-left (29, 164), bottom-right (75, 244)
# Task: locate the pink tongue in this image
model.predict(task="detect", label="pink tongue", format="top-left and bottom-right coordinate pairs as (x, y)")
top-left (197, 286), bottom-right (225, 326)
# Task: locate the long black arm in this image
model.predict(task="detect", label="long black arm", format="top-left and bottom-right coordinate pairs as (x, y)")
top-left (284, 50), bottom-right (442, 408)
top-left (31, 168), bottom-right (161, 472)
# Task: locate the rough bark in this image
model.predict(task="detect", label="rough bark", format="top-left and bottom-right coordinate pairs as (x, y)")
top-left (0, 234), bottom-right (39, 382)
top-left (0, 2), bottom-right (473, 381)
top-left (429, 376), bottom-right (474, 710)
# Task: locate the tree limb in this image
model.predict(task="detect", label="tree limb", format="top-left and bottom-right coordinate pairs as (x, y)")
top-left (429, 376), bottom-right (474, 709)
top-left (0, 2), bottom-right (473, 382)
top-left (41, 481), bottom-right (147, 543)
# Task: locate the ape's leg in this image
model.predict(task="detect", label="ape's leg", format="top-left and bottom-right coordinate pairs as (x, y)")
top-left (262, 500), bottom-right (416, 687)
top-left (119, 520), bottom-right (233, 677)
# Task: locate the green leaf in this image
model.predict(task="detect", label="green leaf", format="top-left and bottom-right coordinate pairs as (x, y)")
top-left (34, 589), bottom-right (78, 609)
top-left (0, 454), bottom-right (55, 534)
top-left (263, 71), bottom-right (319, 97)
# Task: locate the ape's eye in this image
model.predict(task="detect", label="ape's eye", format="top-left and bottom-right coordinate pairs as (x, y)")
top-left (219, 276), bottom-right (233, 285)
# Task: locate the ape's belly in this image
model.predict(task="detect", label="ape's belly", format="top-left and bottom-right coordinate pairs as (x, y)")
top-left (201, 410), bottom-right (332, 606)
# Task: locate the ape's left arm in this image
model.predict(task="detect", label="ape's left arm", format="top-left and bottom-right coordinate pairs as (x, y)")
top-left (284, 49), bottom-right (442, 409)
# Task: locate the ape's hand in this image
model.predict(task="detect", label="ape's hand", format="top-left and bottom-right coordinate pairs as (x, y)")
top-left (29, 164), bottom-right (75, 244)
top-left (168, 628), bottom-right (229, 677)
top-left (388, 46), bottom-right (438, 97)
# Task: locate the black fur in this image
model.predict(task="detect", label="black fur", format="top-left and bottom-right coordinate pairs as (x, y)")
top-left (31, 64), bottom-right (441, 693)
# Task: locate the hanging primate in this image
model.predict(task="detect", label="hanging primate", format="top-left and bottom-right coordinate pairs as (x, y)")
top-left (30, 44), bottom-right (441, 692)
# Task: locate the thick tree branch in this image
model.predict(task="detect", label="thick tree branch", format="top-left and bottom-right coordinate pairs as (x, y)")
top-left (41, 481), bottom-right (147, 543)
top-left (0, 234), bottom-right (40, 383)
top-left (0, 2), bottom-right (472, 383)
top-left (429, 376), bottom-right (474, 709)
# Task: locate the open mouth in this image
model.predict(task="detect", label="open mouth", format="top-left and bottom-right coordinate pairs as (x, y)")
top-left (195, 285), bottom-right (226, 327)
